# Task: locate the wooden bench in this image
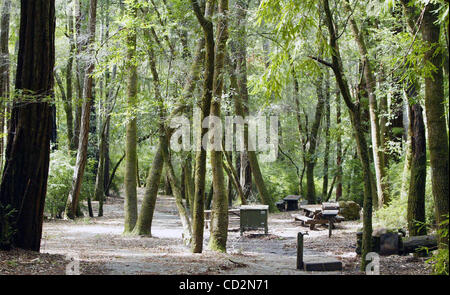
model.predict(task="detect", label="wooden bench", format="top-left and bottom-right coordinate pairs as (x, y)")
top-left (204, 209), bottom-right (241, 229)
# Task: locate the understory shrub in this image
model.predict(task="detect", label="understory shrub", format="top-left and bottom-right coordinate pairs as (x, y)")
top-left (373, 160), bottom-right (435, 231)
top-left (426, 216), bottom-right (449, 275)
top-left (0, 203), bottom-right (17, 250)
top-left (45, 150), bottom-right (97, 218)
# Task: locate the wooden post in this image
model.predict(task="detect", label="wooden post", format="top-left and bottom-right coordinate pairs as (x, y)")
top-left (328, 219), bottom-right (333, 238)
top-left (297, 232), bottom-right (304, 269)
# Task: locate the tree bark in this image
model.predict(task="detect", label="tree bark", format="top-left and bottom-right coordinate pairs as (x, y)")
top-left (322, 0), bottom-right (373, 270)
top-left (64, 0), bottom-right (97, 220)
top-left (233, 0), bottom-right (274, 211)
top-left (345, 0), bottom-right (389, 208)
top-left (66, 0), bottom-right (75, 150)
top-left (72, 0), bottom-right (84, 150)
top-left (335, 87), bottom-right (343, 200)
top-left (0, 0), bottom-right (55, 251)
top-left (161, 138), bottom-right (192, 245)
top-left (0, 0), bottom-right (11, 172)
top-left (132, 25), bottom-right (205, 236)
top-left (322, 69), bottom-right (330, 200)
top-left (407, 104), bottom-right (427, 236)
top-left (421, 3), bottom-right (449, 247)
top-left (190, 0), bottom-right (215, 253)
top-left (305, 72), bottom-right (325, 204)
top-left (123, 0), bottom-right (138, 233)
top-left (208, 0), bottom-right (229, 253)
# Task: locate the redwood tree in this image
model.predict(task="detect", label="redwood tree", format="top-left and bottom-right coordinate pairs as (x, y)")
top-left (0, 0), bottom-right (55, 251)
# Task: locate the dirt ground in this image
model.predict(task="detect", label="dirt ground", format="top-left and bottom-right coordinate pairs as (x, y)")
top-left (1, 188), bottom-right (432, 275)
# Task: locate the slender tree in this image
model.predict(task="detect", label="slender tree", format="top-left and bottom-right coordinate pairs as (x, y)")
top-left (305, 70), bottom-right (325, 204)
top-left (233, 0), bottom-right (274, 210)
top-left (123, 0), bottom-right (138, 233)
top-left (344, 0), bottom-right (389, 208)
top-left (208, 0), bottom-right (229, 253)
top-left (0, 0), bottom-right (11, 171)
top-left (191, 0), bottom-right (215, 253)
top-left (64, 0), bottom-right (98, 219)
top-left (420, 2), bottom-right (449, 247)
top-left (335, 87), bottom-right (343, 200)
top-left (65, 0), bottom-right (75, 150)
top-left (317, 0), bottom-right (373, 269)
top-left (322, 70), bottom-right (330, 200)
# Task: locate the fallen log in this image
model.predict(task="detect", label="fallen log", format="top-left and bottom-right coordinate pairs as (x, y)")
top-left (399, 235), bottom-right (438, 255)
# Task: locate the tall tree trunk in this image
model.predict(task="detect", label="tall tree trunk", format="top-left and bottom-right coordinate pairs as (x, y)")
top-left (322, 0), bottom-right (373, 270)
top-left (335, 87), bottom-right (343, 201)
top-left (291, 66), bottom-right (307, 196)
top-left (184, 154), bottom-right (195, 214)
top-left (95, 114), bottom-right (111, 217)
top-left (72, 0), bottom-right (84, 150)
top-left (306, 72), bottom-right (325, 204)
top-left (208, 0), bottom-right (229, 253)
top-left (123, 0), bottom-right (138, 233)
top-left (132, 27), bottom-right (205, 236)
top-left (0, 0), bottom-right (55, 251)
top-left (64, 0), bottom-right (97, 220)
top-left (191, 0), bottom-right (215, 253)
top-left (234, 0), bottom-right (274, 211)
top-left (421, 3), bottom-right (449, 247)
top-left (345, 0), bottom-right (389, 208)
top-left (66, 0), bottom-right (75, 150)
top-left (398, 2), bottom-right (427, 235)
top-left (222, 146), bottom-right (246, 205)
top-left (0, 0), bottom-right (11, 172)
top-left (407, 104), bottom-right (427, 236)
top-left (322, 70), bottom-right (330, 200)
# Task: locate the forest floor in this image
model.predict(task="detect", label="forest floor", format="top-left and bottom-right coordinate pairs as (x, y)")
top-left (1, 188), bottom-right (432, 275)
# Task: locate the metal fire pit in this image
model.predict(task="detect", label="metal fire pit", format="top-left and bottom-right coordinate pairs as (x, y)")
top-left (239, 205), bottom-right (269, 236)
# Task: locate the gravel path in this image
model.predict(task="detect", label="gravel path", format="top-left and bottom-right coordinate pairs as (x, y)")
top-left (2, 188), bottom-right (430, 275)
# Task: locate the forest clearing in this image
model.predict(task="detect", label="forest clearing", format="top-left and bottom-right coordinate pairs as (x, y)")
top-left (0, 0), bottom-right (448, 279)
top-left (1, 189), bottom-right (432, 274)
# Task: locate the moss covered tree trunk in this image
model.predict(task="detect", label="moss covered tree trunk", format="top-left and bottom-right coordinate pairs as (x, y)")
top-left (0, 0), bottom-right (55, 251)
top-left (184, 155), bottom-right (195, 214)
top-left (421, 3), bottom-right (449, 247)
top-left (123, 1), bottom-right (138, 233)
top-left (322, 0), bottom-right (373, 270)
top-left (345, 0), bottom-right (389, 208)
top-left (208, 0), bottom-right (229, 253)
top-left (132, 26), bottom-right (205, 237)
top-left (190, 0), bottom-right (215, 253)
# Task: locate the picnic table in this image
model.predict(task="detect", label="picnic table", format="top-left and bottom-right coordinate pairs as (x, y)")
top-left (204, 209), bottom-right (240, 229)
top-left (292, 202), bottom-right (344, 236)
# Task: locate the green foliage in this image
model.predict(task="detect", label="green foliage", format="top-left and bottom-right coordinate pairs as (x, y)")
top-left (45, 150), bottom-right (74, 218)
top-left (45, 150), bottom-right (96, 218)
top-left (374, 192), bottom-right (408, 229)
top-left (0, 203), bottom-right (17, 250)
top-left (374, 157), bottom-right (435, 229)
top-left (261, 160), bottom-right (299, 202)
top-left (426, 216), bottom-right (449, 275)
